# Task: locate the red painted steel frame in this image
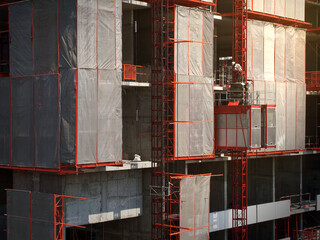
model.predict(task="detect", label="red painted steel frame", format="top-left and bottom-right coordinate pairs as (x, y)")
top-left (151, 0), bottom-right (172, 238)
top-left (248, 11), bottom-right (312, 29)
top-left (233, 0), bottom-right (247, 84)
top-left (122, 64), bottom-right (146, 82)
top-left (0, 0), bottom-right (122, 174)
top-left (232, 0), bottom-right (248, 238)
top-left (54, 195), bottom-right (86, 240)
top-left (232, 150), bottom-right (248, 240)
top-left (150, 1), bottom-right (216, 239)
top-left (168, 174), bottom-right (212, 239)
top-left (295, 226), bottom-right (320, 240)
top-left (306, 71), bottom-right (320, 91)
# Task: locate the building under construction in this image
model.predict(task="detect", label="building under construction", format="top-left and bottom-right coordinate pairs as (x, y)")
top-left (0, 0), bottom-right (320, 239)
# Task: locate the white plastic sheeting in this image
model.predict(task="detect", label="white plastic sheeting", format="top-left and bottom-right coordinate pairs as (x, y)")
top-left (73, 0), bottom-right (123, 165)
top-left (174, 6), bottom-right (214, 158)
top-left (247, 19), bottom-right (306, 151)
top-left (247, 0), bottom-right (305, 21)
top-left (180, 175), bottom-right (210, 240)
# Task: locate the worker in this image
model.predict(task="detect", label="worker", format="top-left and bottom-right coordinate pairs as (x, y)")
top-left (232, 61), bottom-right (243, 83)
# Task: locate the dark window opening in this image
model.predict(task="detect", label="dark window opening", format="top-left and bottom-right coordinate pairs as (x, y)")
top-left (0, 5), bottom-right (9, 77)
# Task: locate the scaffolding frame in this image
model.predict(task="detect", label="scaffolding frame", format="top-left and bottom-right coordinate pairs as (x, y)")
top-left (150, 1), bottom-right (216, 239)
top-left (232, 0), bottom-right (248, 239)
top-left (168, 174), bottom-right (213, 239)
top-left (54, 194), bottom-right (86, 240)
top-left (231, 150), bottom-right (248, 240)
top-left (295, 226), bottom-right (320, 240)
top-left (0, 0), bottom-right (123, 175)
top-left (5, 189), bottom-right (86, 240)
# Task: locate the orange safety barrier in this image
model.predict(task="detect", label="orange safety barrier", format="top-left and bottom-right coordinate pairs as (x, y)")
top-left (122, 64), bottom-right (146, 82)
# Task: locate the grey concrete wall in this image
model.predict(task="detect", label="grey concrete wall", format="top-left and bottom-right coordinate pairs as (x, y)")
top-left (248, 157), bottom-right (273, 205)
top-left (275, 156), bottom-right (300, 200)
top-left (64, 169), bottom-right (151, 240)
top-left (64, 170), bottom-right (143, 226)
top-left (13, 169), bottom-right (144, 227)
top-left (134, 9), bottom-right (152, 66)
top-left (122, 87), bottom-right (151, 161)
top-left (303, 154), bottom-right (320, 199)
top-left (123, 9), bottom-right (134, 64)
top-left (188, 161), bottom-right (225, 212)
top-left (306, 96), bottom-right (319, 140)
top-left (248, 221), bottom-right (273, 240)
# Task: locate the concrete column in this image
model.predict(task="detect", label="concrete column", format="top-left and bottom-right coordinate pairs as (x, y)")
top-left (224, 160), bottom-right (228, 240)
top-left (224, 160), bottom-right (228, 210)
top-left (272, 157), bottom-right (276, 240)
top-left (299, 155), bottom-right (303, 230)
top-left (122, 9), bottom-right (134, 64)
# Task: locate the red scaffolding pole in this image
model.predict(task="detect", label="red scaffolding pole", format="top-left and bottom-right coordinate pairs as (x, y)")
top-left (150, 0), bottom-right (216, 239)
top-left (232, 0), bottom-right (247, 84)
top-left (151, 0), bottom-right (172, 238)
top-left (231, 150), bottom-right (248, 240)
top-left (232, 0), bottom-right (248, 239)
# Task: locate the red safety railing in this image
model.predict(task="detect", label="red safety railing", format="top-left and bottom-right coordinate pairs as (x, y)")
top-left (306, 71), bottom-right (320, 91)
top-left (280, 193), bottom-right (312, 211)
top-left (122, 64), bottom-right (146, 82)
top-left (295, 226), bottom-right (320, 240)
top-left (306, 136), bottom-right (320, 149)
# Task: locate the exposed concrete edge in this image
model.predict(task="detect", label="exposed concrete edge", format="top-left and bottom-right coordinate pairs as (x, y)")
top-left (122, 0), bottom-right (150, 7)
top-left (83, 161), bottom-right (152, 173)
top-left (88, 208), bottom-right (142, 224)
top-left (122, 81), bottom-right (151, 87)
top-left (210, 200), bottom-right (291, 232)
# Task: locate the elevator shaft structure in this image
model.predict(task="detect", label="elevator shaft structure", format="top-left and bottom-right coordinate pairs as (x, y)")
top-left (232, 0), bottom-right (248, 239)
top-left (151, 0), bottom-right (173, 239)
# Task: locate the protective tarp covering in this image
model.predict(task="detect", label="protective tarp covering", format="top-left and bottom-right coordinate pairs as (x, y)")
top-left (31, 193), bottom-right (55, 240)
top-left (0, 78), bottom-right (10, 165)
top-left (295, 29), bottom-right (306, 84)
top-left (286, 82), bottom-right (296, 150)
top-left (98, 70), bottom-right (122, 162)
top-left (78, 0), bottom-right (97, 69)
top-left (7, 190), bottom-right (30, 240)
top-left (34, 75), bottom-right (59, 168)
top-left (296, 84), bottom-right (306, 150)
top-left (60, 69), bottom-right (76, 164)
top-left (247, 0), bottom-right (305, 21)
top-left (59, 0), bottom-right (77, 69)
top-left (174, 6), bottom-right (214, 158)
top-left (77, 69), bottom-right (97, 164)
top-left (75, 0), bottom-right (122, 165)
top-left (9, 2), bottom-right (33, 77)
top-left (276, 82), bottom-right (286, 150)
top-left (76, 0), bottom-right (122, 164)
top-left (275, 25), bottom-right (285, 83)
top-left (11, 77), bottom-right (34, 167)
top-left (2, 0), bottom-right (122, 168)
top-left (33, 0), bottom-right (58, 75)
top-left (247, 20), bottom-right (306, 151)
top-left (180, 175), bottom-right (210, 240)
top-left (7, 190), bottom-right (55, 240)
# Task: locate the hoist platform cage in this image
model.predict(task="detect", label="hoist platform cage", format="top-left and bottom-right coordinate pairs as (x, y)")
top-left (215, 105), bottom-right (261, 150)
